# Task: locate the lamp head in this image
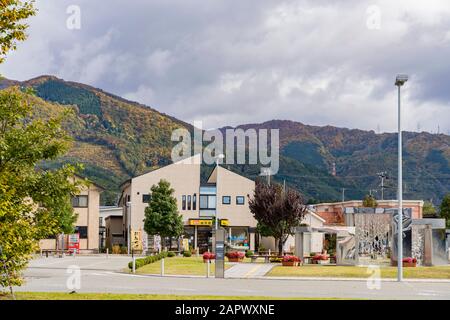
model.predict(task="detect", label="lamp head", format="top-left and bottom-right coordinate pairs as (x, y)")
top-left (395, 74), bottom-right (409, 86)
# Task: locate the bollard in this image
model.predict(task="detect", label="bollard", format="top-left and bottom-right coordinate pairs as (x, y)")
top-left (132, 256), bottom-right (136, 274)
top-left (269, 249), bottom-right (271, 256)
top-left (106, 248), bottom-right (109, 259)
top-left (161, 258), bottom-right (165, 276)
top-left (206, 260), bottom-right (210, 278)
top-left (72, 250), bottom-right (76, 258)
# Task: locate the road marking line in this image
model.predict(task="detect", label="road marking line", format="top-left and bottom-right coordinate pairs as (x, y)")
top-left (244, 265), bottom-right (262, 278)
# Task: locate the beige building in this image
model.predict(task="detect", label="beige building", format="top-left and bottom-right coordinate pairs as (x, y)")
top-left (119, 155), bottom-right (258, 253)
top-left (39, 176), bottom-right (103, 253)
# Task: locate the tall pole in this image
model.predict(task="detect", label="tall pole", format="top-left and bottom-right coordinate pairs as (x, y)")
top-left (397, 84), bottom-right (403, 282)
top-left (215, 158), bottom-right (219, 231)
top-left (341, 188), bottom-right (346, 202)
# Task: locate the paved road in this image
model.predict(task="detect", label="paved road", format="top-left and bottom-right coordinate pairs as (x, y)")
top-left (14, 256), bottom-right (450, 299)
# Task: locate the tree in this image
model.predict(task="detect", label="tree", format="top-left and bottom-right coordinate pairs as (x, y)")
top-left (0, 0), bottom-right (83, 296)
top-left (0, 0), bottom-right (36, 64)
top-left (423, 201), bottom-right (437, 217)
top-left (440, 193), bottom-right (450, 228)
top-left (0, 88), bottom-right (83, 295)
top-left (363, 194), bottom-right (378, 207)
top-left (249, 180), bottom-right (307, 255)
top-left (144, 179), bottom-right (184, 250)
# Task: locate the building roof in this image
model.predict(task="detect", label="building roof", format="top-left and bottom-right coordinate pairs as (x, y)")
top-left (119, 154), bottom-right (202, 189)
top-left (314, 199), bottom-right (424, 207)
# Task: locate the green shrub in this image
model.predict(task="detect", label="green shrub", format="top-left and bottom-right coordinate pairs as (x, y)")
top-left (245, 250), bottom-right (254, 258)
top-left (183, 251), bottom-right (192, 257)
top-left (128, 251), bottom-right (170, 270)
top-left (167, 251), bottom-right (176, 258)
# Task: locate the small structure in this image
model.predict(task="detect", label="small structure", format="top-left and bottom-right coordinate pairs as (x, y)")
top-left (295, 206), bottom-right (449, 266)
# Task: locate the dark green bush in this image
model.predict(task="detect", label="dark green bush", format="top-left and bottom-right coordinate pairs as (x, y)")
top-left (128, 251), bottom-right (170, 270)
top-left (167, 251), bottom-right (176, 257)
top-left (183, 251), bottom-right (192, 257)
top-left (245, 250), bottom-right (254, 258)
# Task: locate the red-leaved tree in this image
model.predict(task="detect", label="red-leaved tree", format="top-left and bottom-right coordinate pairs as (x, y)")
top-left (248, 180), bottom-right (307, 255)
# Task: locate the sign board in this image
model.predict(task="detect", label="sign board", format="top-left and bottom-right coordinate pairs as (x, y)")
top-left (131, 230), bottom-right (142, 251)
top-left (182, 239), bottom-right (189, 252)
top-left (189, 219), bottom-right (213, 226)
top-left (220, 219), bottom-right (229, 226)
top-left (68, 233), bottom-right (80, 253)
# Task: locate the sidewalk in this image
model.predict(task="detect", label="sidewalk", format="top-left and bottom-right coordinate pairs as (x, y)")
top-left (225, 263), bottom-right (275, 278)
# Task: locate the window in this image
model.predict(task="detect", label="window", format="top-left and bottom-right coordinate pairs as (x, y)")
top-left (142, 194), bottom-right (151, 203)
top-left (193, 194), bottom-right (197, 210)
top-left (127, 195), bottom-right (131, 202)
top-left (187, 195), bottom-right (192, 210)
top-left (236, 196), bottom-right (245, 205)
top-left (222, 196), bottom-right (231, 205)
top-left (75, 226), bottom-right (88, 239)
top-left (200, 195), bottom-right (216, 209)
top-left (230, 227), bottom-right (249, 247)
top-left (182, 195), bottom-right (186, 210)
top-left (72, 195), bottom-right (88, 207)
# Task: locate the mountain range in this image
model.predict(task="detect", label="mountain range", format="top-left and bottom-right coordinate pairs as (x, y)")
top-left (1, 75), bottom-right (449, 206)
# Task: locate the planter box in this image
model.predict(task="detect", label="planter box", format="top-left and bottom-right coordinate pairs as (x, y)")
top-left (316, 259), bottom-right (330, 265)
top-left (227, 258), bottom-right (243, 263)
top-left (403, 262), bottom-right (416, 267)
top-left (281, 261), bottom-right (299, 267)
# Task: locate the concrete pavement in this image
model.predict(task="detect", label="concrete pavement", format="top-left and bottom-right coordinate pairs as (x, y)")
top-left (14, 256), bottom-right (450, 299)
top-left (225, 263), bottom-right (275, 278)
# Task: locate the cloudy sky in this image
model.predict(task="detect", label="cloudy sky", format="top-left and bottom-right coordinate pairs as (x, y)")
top-left (1, 0), bottom-right (450, 133)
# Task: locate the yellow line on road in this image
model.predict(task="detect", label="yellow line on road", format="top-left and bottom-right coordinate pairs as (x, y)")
top-left (244, 265), bottom-right (262, 278)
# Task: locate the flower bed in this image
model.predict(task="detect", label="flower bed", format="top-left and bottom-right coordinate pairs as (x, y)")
top-left (203, 252), bottom-right (216, 263)
top-left (226, 251), bottom-right (245, 262)
top-left (281, 255), bottom-right (301, 267)
top-left (402, 257), bottom-right (417, 268)
top-left (312, 254), bottom-right (330, 264)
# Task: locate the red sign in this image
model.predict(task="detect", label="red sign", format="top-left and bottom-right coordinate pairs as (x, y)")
top-left (68, 233), bottom-right (80, 253)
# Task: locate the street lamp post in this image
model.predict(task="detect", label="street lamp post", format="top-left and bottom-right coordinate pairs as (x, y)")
top-left (126, 201), bottom-right (132, 257)
top-left (214, 154), bottom-right (225, 231)
top-left (395, 74), bottom-right (408, 282)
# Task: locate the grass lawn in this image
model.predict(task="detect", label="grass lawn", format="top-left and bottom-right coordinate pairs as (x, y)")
top-left (135, 256), bottom-right (232, 276)
top-left (0, 292), bottom-right (346, 300)
top-left (267, 265), bottom-right (450, 279)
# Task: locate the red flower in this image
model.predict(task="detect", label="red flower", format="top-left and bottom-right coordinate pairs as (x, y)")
top-left (312, 254), bottom-right (329, 261)
top-left (203, 252), bottom-right (216, 260)
top-left (402, 257), bottom-right (417, 263)
top-left (226, 251), bottom-right (245, 259)
top-left (282, 255), bottom-right (301, 262)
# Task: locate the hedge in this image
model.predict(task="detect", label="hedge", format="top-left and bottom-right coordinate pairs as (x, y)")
top-left (128, 251), bottom-right (169, 270)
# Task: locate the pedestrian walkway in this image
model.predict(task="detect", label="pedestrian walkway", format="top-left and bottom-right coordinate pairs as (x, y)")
top-left (225, 263), bottom-right (274, 278)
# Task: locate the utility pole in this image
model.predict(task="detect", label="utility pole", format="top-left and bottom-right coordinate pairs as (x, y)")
top-left (377, 171), bottom-right (388, 200)
top-left (341, 188), bottom-right (346, 203)
top-left (395, 74), bottom-right (408, 282)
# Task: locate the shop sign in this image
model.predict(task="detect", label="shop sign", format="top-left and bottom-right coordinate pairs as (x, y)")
top-left (189, 219), bottom-right (212, 226)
